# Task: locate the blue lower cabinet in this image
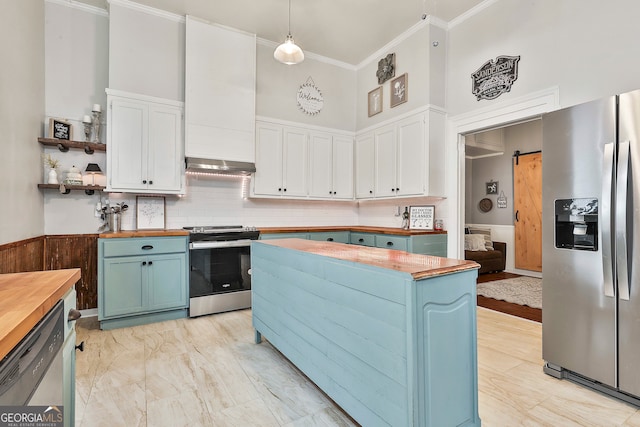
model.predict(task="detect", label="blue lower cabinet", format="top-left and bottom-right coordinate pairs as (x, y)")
top-left (308, 231), bottom-right (350, 243)
top-left (259, 232), bottom-right (309, 240)
top-left (98, 236), bottom-right (188, 330)
top-left (375, 234), bottom-right (409, 251)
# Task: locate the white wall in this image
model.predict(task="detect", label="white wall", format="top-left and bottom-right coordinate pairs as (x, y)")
top-left (447, 0), bottom-right (640, 259)
top-left (43, 1), bottom-right (360, 234)
top-left (256, 42), bottom-right (357, 131)
top-left (0, 1), bottom-right (45, 245)
top-left (447, 0), bottom-right (640, 116)
top-left (356, 20), bottom-right (446, 131)
top-left (108, 2), bottom-right (185, 101)
top-left (43, 0), bottom-right (109, 235)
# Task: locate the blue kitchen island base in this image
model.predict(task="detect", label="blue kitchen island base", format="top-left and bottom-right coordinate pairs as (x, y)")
top-left (251, 239), bottom-right (481, 427)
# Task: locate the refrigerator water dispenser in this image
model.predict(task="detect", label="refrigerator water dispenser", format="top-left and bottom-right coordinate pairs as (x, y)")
top-left (554, 198), bottom-right (598, 251)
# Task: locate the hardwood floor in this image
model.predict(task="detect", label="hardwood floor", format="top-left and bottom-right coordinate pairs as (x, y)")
top-left (75, 308), bottom-right (640, 426)
top-left (477, 272), bottom-right (542, 323)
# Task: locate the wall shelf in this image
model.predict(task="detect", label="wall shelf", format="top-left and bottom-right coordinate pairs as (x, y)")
top-left (38, 183), bottom-right (105, 195)
top-left (38, 137), bottom-right (106, 155)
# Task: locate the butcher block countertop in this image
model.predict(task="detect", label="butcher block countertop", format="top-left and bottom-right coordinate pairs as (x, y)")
top-left (99, 229), bottom-right (189, 238)
top-left (0, 268), bottom-right (81, 360)
top-left (257, 239), bottom-right (477, 280)
top-left (258, 226), bottom-right (447, 236)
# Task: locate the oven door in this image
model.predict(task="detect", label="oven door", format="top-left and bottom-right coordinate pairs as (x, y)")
top-left (188, 240), bottom-right (252, 317)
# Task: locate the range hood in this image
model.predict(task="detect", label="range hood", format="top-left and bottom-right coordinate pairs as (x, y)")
top-left (185, 157), bottom-right (256, 176)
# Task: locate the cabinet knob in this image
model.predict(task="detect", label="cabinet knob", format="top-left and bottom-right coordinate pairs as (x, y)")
top-left (369, 190), bottom-right (373, 194)
top-left (391, 188), bottom-right (395, 192)
top-left (327, 238), bottom-right (334, 242)
top-left (141, 245), bottom-right (154, 250)
top-left (283, 188), bottom-right (287, 192)
top-left (149, 180), bottom-right (153, 185)
top-left (358, 238), bottom-right (364, 242)
top-left (278, 188), bottom-right (282, 192)
top-left (396, 188), bottom-right (399, 191)
top-left (142, 261), bottom-right (147, 266)
top-left (75, 341), bottom-right (85, 352)
top-left (386, 242), bottom-right (394, 246)
top-left (68, 309), bottom-right (81, 322)
top-left (148, 261), bottom-right (153, 265)
top-left (143, 180), bottom-right (147, 184)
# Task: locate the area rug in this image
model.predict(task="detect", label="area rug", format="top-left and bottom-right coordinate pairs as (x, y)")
top-left (476, 276), bottom-right (542, 309)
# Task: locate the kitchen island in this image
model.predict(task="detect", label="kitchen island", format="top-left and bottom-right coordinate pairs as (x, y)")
top-left (251, 239), bottom-right (481, 427)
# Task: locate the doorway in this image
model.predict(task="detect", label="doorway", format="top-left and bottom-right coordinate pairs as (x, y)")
top-left (452, 87), bottom-right (559, 269)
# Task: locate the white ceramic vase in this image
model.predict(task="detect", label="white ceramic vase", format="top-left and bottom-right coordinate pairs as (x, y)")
top-left (48, 168), bottom-right (59, 184)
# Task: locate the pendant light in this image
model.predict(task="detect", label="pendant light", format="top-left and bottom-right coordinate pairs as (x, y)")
top-left (273, 0), bottom-right (304, 65)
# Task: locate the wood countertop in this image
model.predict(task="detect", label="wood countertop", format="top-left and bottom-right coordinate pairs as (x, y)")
top-left (99, 229), bottom-right (189, 238)
top-left (0, 269), bottom-right (81, 360)
top-left (255, 239), bottom-right (478, 280)
top-left (258, 226), bottom-right (447, 236)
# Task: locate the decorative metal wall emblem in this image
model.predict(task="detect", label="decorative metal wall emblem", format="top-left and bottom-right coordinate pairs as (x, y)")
top-left (376, 53), bottom-right (395, 84)
top-left (471, 55), bottom-right (520, 101)
top-left (297, 77), bottom-right (324, 115)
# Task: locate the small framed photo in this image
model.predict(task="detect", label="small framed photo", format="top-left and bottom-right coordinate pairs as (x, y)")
top-left (368, 86), bottom-right (383, 117)
top-left (486, 180), bottom-right (498, 194)
top-left (48, 118), bottom-right (72, 140)
top-left (136, 196), bottom-right (166, 230)
top-left (390, 73), bottom-right (408, 108)
top-left (409, 205), bottom-right (435, 230)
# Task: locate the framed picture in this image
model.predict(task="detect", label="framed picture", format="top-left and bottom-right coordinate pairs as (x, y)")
top-left (486, 180), bottom-right (498, 194)
top-left (390, 73), bottom-right (408, 108)
top-left (368, 86), bottom-right (383, 117)
top-left (409, 205), bottom-right (435, 230)
top-left (136, 196), bottom-right (166, 230)
top-left (48, 118), bottom-right (72, 140)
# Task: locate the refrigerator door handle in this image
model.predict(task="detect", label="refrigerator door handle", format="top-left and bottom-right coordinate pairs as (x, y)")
top-left (602, 142), bottom-right (615, 297)
top-left (616, 140), bottom-right (631, 301)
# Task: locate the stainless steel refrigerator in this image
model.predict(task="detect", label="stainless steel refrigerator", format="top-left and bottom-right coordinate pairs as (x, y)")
top-left (542, 89), bottom-right (640, 404)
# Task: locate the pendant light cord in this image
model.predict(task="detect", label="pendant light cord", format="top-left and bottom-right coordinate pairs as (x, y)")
top-left (288, 0), bottom-right (292, 35)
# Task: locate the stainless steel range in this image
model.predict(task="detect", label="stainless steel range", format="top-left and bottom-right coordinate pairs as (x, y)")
top-left (184, 225), bottom-right (259, 317)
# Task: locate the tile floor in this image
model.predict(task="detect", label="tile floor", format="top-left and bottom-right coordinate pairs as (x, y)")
top-left (75, 308), bottom-right (640, 426)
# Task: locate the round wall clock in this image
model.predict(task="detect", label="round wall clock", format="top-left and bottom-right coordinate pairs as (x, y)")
top-left (297, 77), bottom-right (324, 115)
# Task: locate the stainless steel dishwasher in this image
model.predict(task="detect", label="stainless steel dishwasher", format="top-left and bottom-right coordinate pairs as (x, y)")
top-left (0, 300), bottom-right (64, 407)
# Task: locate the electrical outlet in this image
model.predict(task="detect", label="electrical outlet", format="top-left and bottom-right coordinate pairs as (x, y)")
top-left (95, 201), bottom-right (102, 217)
top-left (394, 206), bottom-right (401, 216)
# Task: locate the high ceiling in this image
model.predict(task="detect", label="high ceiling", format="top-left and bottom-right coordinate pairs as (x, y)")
top-left (84, 0), bottom-right (486, 65)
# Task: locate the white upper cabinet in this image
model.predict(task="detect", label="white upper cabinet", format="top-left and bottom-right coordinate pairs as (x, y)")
top-left (106, 90), bottom-right (184, 194)
top-left (309, 133), bottom-right (354, 200)
top-left (185, 16), bottom-right (256, 162)
top-left (355, 133), bottom-right (375, 198)
top-left (355, 108), bottom-right (445, 200)
top-left (331, 136), bottom-right (354, 199)
top-left (374, 125), bottom-right (397, 198)
top-left (396, 114), bottom-right (426, 197)
top-left (253, 122), bottom-right (308, 198)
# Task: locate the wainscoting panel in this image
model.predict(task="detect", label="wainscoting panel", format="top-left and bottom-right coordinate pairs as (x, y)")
top-left (44, 235), bottom-right (98, 310)
top-left (0, 236), bottom-right (44, 273)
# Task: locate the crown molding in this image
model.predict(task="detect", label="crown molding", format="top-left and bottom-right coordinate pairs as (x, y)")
top-left (46, 0), bottom-right (109, 17)
top-left (448, 0), bottom-right (499, 30)
top-left (107, 0), bottom-right (185, 23)
top-left (356, 15), bottom-right (447, 71)
top-left (257, 38), bottom-right (357, 71)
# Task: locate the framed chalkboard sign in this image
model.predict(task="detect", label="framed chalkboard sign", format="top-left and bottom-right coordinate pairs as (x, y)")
top-left (48, 118), bottom-right (72, 140)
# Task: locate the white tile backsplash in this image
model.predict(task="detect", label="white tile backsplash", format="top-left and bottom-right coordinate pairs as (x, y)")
top-left (44, 174), bottom-right (447, 234)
